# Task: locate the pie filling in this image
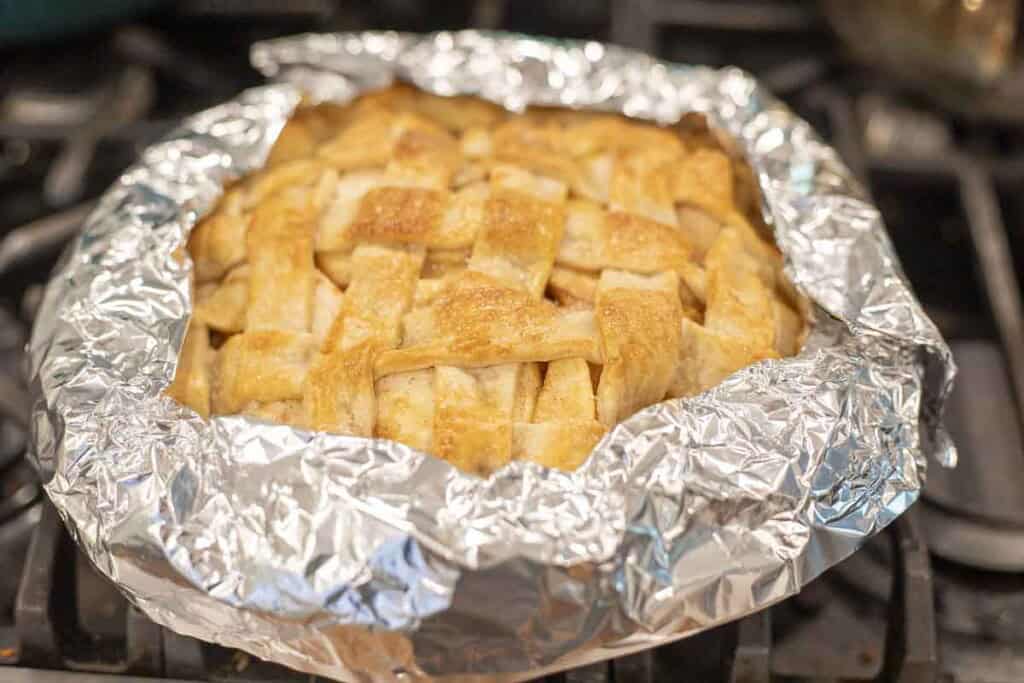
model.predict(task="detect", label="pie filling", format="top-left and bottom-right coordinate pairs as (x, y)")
top-left (168, 84), bottom-right (806, 475)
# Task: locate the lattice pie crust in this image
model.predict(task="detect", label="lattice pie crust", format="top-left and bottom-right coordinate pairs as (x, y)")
top-left (168, 85), bottom-right (805, 475)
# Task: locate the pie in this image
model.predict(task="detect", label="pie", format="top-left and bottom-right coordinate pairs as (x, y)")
top-left (167, 84), bottom-right (806, 475)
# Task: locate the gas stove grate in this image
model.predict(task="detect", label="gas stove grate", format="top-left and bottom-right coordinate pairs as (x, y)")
top-left (2, 1), bottom-right (1024, 681)
top-left (0, 502), bottom-right (939, 682)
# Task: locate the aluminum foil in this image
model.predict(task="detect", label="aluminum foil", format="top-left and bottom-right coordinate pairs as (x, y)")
top-left (28, 31), bottom-right (956, 682)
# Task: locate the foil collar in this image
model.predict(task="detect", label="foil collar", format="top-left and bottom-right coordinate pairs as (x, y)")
top-left (29, 31), bottom-right (955, 682)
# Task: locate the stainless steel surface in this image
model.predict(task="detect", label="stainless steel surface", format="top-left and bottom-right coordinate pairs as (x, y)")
top-left (925, 341), bottom-right (1024, 532)
top-left (0, 202), bottom-right (95, 276)
top-left (0, 140), bottom-right (32, 182)
top-left (920, 502), bottom-right (1024, 572)
top-left (43, 67), bottom-right (154, 208)
top-left (958, 162), bottom-right (1024, 428)
top-left (823, 0), bottom-right (1019, 87)
top-left (859, 95), bottom-right (953, 160)
top-left (1, 88), bottom-right (103, 129)
top-left (770, 513), bottom-right (938, 681)
top-left (939, 634), bottom-right (1024, 683)
top-left (883, 512), bottom-right (937, 683)
top-left (730, 610), bottom-right (770, 683)
top-left (650, 0), bottom-right (815, 31)
top-left (112, 26), bottom-right (234, 93)
top-left (0, 372), bottom-right (30, 429)
top-left (4, 668), bottom-right (197, 682)
top-left (934, 561), bottom-right (1024, 642)
top-left (176, 0), bottom-right (337, 19)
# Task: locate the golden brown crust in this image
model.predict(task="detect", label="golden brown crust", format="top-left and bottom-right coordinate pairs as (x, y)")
top-left (703, 228), bottom-right (775, 350)
top-left (433, 365), bottom-right (516, 474)
top-left (171, 84), bottom-right (805, 475)
top-left (349, 187), bottom-right (447, 247)
top-left (266, 118), bottom-right (317, 166)
top-left (512, 362), bottom-right (543, 423)
top-left (166, 321), bottom-right (212, 418)
top-left (595, 270), bottom-right (683, 426)
top-left (470, 192), bottom-right (565, 296)
top-left (668, 318), bottom-right (780, 398)
top-left (245, 193), bottom-right (316, 332)
top-left (609, 148), bottom-right (677, 225)
top-left (673, 148), bottom-right (735, 221)
top-left (305, 343), bottom-right (377, 436)
top-left (322, 244), bottom-right (423, 353)
top-left (375, 370), bottom-right (434, 451)
top-left (244, 158), bottom-right (324, 209)
top-left (187, 192), bottom-right (247, 283)
top-left (376, 272), bottom-right (602, 376)
top-left (389, 126), bottom-right (462, 189)
top-left (213, 331), bottom-right (315, 414)
top-left (534, 358), bottom-right (595, 422)
top-left (547, 265), bottom-right (597, 306)
top-left (194, 265), bottom-right (248, 334)
top-left (514, 419), bottom-right (606, 471)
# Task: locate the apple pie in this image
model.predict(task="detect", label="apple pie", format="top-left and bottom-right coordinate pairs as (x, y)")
top-left (167, 84), bottom-right (806, 475)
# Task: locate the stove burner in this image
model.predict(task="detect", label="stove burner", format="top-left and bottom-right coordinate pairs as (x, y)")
top-left (922, 340), bottom-right (1024, 572)
top-left (1, 2), bottom-right (1023, 682)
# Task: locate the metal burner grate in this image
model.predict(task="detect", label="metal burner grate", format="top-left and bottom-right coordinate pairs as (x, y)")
top-left (2, 1), bottom-right (1024, 681)
top-left (0, 504), bottom-right (939, 682)
top-left (0, 500), bottom-right (939, 682)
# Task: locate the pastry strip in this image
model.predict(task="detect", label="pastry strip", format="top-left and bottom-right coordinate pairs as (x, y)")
top-left (214, 331), bottom-right (315, 414)
top-left (514, 358), bottom-right (605, 470)
top-left (469, 191), bottom-right (566, 298)
top-left (433, 365), bottom-right (516, 474)
top-left (378, 273), bottom-right (601, 377)
top-left (322, 244), bottom-right (425, 354)
top-left (245, 193), bottom-right (316, 332)
top-left (595, 270), bottom-right (682, 426)
top-left (167, 321), bottom-right (212, 418)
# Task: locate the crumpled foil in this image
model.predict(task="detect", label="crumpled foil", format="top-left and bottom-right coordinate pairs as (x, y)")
top-left (28, 31), bottom-right (956, 682)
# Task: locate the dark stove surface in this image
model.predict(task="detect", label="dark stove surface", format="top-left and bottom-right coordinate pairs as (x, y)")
top-left (1, 1), bottom-right (1023, 682)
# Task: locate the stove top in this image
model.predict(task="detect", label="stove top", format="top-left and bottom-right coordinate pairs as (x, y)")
top-left (1, 1), bottom-right (1023, 681)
